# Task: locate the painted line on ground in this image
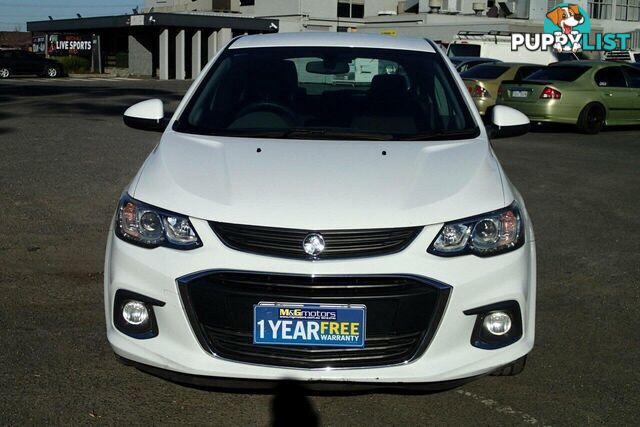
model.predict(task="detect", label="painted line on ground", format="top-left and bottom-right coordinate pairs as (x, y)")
top-left (455, 389), bottom-right (552, 426)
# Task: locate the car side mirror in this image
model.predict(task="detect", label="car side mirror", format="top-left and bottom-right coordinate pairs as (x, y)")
top-left (123, 99), bottom-right (168, 132)
top-left (486, 105), bottom-right (530, 139)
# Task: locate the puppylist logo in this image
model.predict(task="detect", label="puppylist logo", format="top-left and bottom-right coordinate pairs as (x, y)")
top-left (511, 3), bottom-right (631, 53)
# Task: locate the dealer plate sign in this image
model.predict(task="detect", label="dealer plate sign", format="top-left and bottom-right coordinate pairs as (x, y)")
top-left (253, 303), bottom-right (366, 348)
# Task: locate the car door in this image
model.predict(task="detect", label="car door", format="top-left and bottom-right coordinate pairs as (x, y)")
top-left (0, 50), bottom-right (10, 68)
top-left (594, 66), bottom-right (636, 124)
top-left (622, 65), bottom-right (640, 122)
top-left (21, 51), bottom-right (45, 74)
top-left (8, 51), bottom-right (30, 74)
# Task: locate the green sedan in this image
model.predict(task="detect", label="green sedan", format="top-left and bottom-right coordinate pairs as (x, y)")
top-left (497, 61), bottom-right (640, 134)
top-left (461, 62), bottom-right (544, 115)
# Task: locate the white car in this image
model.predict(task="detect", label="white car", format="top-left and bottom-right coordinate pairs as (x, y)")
top-left (105, 32), bottom-right (536, 389)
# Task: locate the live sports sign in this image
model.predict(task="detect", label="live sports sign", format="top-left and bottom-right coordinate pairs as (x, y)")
top-left (47, 33), bottom-right (93, 57)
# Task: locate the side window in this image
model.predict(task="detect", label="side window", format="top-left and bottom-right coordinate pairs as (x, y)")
top-left (594, 67), bottom-right (627, 88)
top-left (622, 66), bottom-right (640, 88)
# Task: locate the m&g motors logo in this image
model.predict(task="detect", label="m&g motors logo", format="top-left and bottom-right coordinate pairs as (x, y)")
top-left (511, 3), bottom-right (631, 52)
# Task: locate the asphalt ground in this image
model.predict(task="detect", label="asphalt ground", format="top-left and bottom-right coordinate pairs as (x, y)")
top-left (0, 77), bottom-right (638, 425)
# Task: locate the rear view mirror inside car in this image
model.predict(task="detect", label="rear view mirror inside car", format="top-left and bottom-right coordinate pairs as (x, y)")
top-left (306, 60), bottom-right (350, 75)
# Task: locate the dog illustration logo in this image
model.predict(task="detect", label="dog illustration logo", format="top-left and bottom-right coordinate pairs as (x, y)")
top-left (512, 3), bottom-right (629, 53)
top-left (546, 4), bottom-right (584, 34)
top-left (544, 3), bottom-right (590, 52)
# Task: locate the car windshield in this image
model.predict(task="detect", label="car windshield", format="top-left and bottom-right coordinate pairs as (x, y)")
top-left (525, 66), bottom-right (589, 82)
top-left (460, 65), bottom-right (509, 79)
top-left (175, 46), bottom-right (478, 141)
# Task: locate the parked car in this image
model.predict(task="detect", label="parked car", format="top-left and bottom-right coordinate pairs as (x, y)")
top-left (461, 62), bottom-right (545, 115)
top-left (107, 32), bottom-right (536, 389)
top-left (0, 49), bottom-right (61, 78)
top-left (498, 61), bottom-right (640, 134)
top-left (603, 49), bottom-right (640, 63)
top-left (449, 56), bottom-right (502, 73)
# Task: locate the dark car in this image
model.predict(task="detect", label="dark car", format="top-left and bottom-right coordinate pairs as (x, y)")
top-left (449, 56), bottom-right (502, 73)
top-left (0, 50), bottom-right (62, 79)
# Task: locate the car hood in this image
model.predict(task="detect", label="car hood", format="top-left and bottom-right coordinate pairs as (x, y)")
top-left (131, 130), bottom-right (507, 229)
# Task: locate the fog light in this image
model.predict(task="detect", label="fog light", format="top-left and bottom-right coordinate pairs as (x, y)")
top-left (483, 311), bottom-right (512, 336)
top-left (122, 300), bottom-right (149, 326)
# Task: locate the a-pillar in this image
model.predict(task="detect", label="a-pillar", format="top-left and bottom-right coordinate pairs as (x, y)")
top-left (191, 30), bottom-right (202, 78)
top-left (159, 28), bottom-right (169, 80)
top-left (175, 29), bottom-right (186, 80)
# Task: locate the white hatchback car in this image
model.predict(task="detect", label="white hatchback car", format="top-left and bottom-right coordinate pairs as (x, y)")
top-left (105, 32), bottom-right (535, 389)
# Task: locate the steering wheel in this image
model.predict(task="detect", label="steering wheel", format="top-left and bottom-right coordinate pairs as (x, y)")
top-left (234, 101), bottom-right (297, 126)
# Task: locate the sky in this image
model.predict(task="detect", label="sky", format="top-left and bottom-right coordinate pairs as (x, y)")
top-left (0, 0), bottom-right (145, 31)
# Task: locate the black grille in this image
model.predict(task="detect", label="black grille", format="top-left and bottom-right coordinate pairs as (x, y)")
top-left (210, 222), bottom-right (423, 260)
top-left (178, 271), bottom-right (450, 369)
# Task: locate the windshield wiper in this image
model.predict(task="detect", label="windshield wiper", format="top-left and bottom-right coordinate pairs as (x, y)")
top-left (402, 128), bottom-right (480, 141)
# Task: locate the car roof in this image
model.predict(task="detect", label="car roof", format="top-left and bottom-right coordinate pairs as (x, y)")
top-left (549, 60), bottom-right (616, 67)
top-left (230, 32), bottom-right (436, 53)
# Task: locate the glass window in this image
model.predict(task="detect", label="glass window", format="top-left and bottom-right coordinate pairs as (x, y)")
top-left (338, 1), bottom-right (364, 19)
top-left (337, 2), bottom-right (350, 17)
top-left (176, 47), bottom-right (478, 141)
top-left (588, 0), bottom-right (613, 19)
top-left (447, 43), bottom-right (481, 57)
top-left (594, 67), bottom-right (627, 87)
top-left (460, 65), bottom-right (509, 79)
top-left (616, 0), bottom-right (640, 21)
top-left (526, 66), bottom-right (589, 82)
top-left (352, 3), bottom-right (364, 18)
top-left (623, 66), bottom-right (640, 88)
top-left (514, 66), bottom-right (544, 81)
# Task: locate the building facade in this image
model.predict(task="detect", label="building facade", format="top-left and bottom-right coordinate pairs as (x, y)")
top-left (26, 0), bottom-right (640, 79)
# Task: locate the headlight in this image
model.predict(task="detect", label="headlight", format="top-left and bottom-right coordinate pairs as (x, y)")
top-left (115, 194), bottom-right (202, 250)
top-left (428, 202), bottom-right (524, 257)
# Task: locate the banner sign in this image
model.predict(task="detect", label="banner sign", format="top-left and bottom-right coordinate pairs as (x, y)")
top-left (47, 34), bottom-right (93, 57)
top-left (32, 35), bottom-right (46, 54)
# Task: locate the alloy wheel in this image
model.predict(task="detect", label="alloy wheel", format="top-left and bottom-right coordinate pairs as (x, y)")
top-left (587, 106), bottom-right (604, 133)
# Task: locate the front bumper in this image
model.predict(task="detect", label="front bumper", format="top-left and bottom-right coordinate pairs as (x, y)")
top-left (104, 217), bottom-right (536, 384)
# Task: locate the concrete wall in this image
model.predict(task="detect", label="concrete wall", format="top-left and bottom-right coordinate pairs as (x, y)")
top-left (252, 0), bottom-right (302, 16)
top-left (361, 12), bottom-right (545, 42)
top-left (128, 32), bottom-right (153, 76)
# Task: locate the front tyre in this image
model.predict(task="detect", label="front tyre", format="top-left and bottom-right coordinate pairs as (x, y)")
top-left (490, 355), bottom-right (527, 376)
top-left (45, 66), bottom-right (59, 78)
top-left (0, 67), bottom-right (10, 79)
top-left (577, 103), bottom-right (605, 134)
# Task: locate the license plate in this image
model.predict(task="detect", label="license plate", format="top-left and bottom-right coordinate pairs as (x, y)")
top-left (511, 90), bottom-right (529, 98)
top-left (253, 303), bottom-right (366, 348)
